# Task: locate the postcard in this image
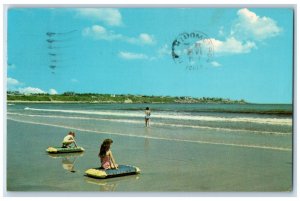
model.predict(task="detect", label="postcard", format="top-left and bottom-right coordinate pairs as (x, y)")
top-left (6, 6), bottom-right (294, 193)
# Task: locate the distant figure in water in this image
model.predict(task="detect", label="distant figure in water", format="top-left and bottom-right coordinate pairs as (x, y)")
top-left (145, 107), bottom-right (151, 127)
top-left (62, 131), bottom-right (77, 148)
top-left (99, 139), bottom-right (118, 169)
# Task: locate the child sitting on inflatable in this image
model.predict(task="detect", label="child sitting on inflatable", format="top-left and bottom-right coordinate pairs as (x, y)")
top-left (98, 139), bottom-right (118, 169)
top-left (62, 131), bottom-right (77, 148)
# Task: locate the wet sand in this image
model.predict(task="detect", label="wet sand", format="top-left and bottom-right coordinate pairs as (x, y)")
top-left (7, 120), bottom-right (292, 192)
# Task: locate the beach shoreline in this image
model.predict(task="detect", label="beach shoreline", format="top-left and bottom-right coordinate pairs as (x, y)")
top-left (6, 119), bottom-right (293, 192)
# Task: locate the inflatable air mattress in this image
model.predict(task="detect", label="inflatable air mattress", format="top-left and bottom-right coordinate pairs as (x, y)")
top-left (85, 165), bottom-right (140, 179)
top-left (46, 146), bottom-right (85, 153)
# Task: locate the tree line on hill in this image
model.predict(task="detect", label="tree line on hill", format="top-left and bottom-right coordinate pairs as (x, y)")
top-left (7, 91), bottom-right (247, 104)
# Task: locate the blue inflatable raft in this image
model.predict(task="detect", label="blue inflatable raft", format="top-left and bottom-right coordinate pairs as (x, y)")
top-left (85, 165), bottom-right (141, 179)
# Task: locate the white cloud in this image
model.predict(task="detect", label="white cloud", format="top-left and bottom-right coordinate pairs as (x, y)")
top-left (195, 8), bottom-right (281, 58)
top-left (118, 51), bottom-right (149, 60)
top-left (18, 87), bottom-right (46, 95)
top-left (127, 33), bottom-right (155, 45)
top-left (49, 89), bottom-right (58, 95)
top-left (208, 37), bottom-right (257, 55)
top-left (7, 77), bottom-right (24, 91)
top-left (231, 8), bottom-right (282, 41)
top-left (76, 8), bottom-right (122, 26)
top-left (119, 45), bottom-right (169, 61)
top-left (82, 25), bottom-right (122, 40)
top-left (7, 77), bottom-right (55, 94)
top-left (7, 77), bottom-right (21, 87)
top-left (139, 33), bottom-right (155, 44)
top-left (210, 61), bottom-right (222, 67)
top-left (82, 25), bottom-right (155, 45)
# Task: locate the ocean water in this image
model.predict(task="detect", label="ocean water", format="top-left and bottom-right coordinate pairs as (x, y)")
top-left (6, 103), bottom-right (293, 192)
top-left (7, 103), bottom-right (293, 150)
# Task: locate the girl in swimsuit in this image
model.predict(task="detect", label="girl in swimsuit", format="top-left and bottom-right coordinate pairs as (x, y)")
top-left (145, 107), bottom-right (151, 127)
top-left (98, 139), bottom-right (118, 169)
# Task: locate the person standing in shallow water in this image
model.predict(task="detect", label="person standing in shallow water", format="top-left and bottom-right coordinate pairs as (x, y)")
top-left (145, 107), bottom-right (151, 127)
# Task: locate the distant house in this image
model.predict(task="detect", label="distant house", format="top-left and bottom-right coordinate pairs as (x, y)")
top-left (124, 99), bottom-right (133, 103)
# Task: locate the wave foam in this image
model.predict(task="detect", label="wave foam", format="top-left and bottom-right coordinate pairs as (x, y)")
top-left (23, 107), bottom-right (292, 126)
top-left (8, 112), bottom-right (291, 136)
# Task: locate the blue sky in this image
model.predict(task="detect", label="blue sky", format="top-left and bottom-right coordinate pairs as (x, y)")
top-left (7, 7), bottom-right (294, 103)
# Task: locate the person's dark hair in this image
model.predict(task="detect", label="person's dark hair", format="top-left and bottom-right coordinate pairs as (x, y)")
top-left (98, 139), bottom-right (113, 159)
top-left (69, 131), bottom-right (75, 136)
top-left (146, 107), bottom-right (149, 110)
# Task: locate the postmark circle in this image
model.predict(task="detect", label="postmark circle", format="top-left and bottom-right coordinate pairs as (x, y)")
top-left (172, 31), bottom-right (214, 68)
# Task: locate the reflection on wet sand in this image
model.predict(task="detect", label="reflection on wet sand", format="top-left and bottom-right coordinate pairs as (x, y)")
top-left (84, 175), bottom-right (140, 191)
top-left (62, 157), bottom-right (76, 172)
top-left (144, 127), bottom-right (150, 154)
top-left (48, 152), bottom-right (84, 159)
top-left (48, 152), bottom-right (84, 173)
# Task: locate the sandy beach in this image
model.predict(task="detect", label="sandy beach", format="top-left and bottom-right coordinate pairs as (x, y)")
top-left (7, 119), bottom-right (292, 192)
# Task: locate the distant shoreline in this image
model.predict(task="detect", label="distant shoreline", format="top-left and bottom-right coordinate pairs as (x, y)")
top-left (7, 93), bottom-right (248, 104)
top-left (7, 100), bottom-right (118, 104)
top-left (6, 100), bottom-right (248, 104)
top-left (6, 100), bottom-right (292, 106)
